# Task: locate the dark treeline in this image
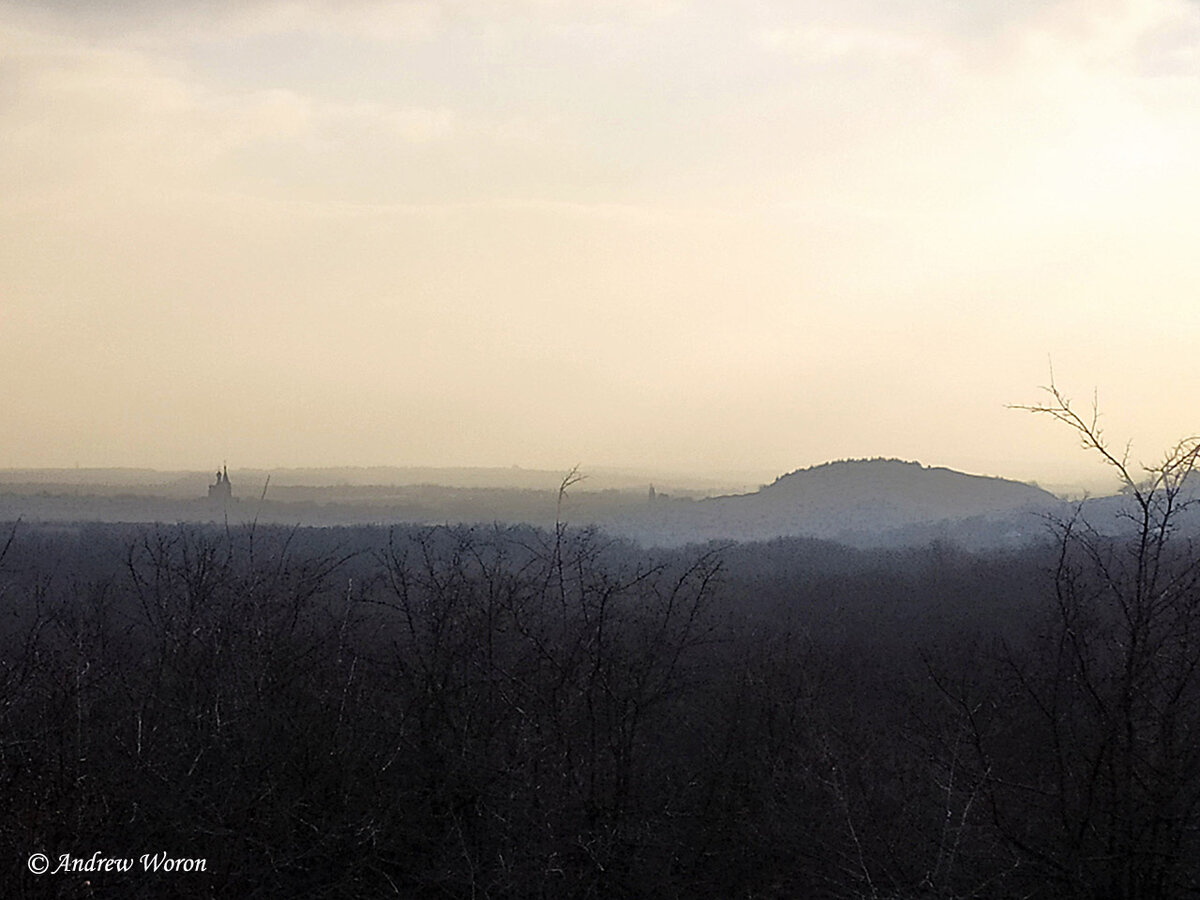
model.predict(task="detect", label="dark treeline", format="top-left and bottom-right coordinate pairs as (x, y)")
top-left (1, 510), bottom-right (1199, 899)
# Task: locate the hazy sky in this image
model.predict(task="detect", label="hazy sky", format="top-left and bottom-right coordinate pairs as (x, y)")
top-left (3, 0), bottom-right (1199, 490)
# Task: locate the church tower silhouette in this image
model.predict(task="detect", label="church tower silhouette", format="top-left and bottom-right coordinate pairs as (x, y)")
top-left (207, 464), bottom-right (233, 501)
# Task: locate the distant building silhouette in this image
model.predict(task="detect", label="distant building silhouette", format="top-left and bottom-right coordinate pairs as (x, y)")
top-left (648, 484), bottom-right (657, 504)
top-left (208, 465), bottom-right (233, 501)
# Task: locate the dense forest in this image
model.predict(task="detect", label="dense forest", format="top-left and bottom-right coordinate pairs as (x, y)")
top-left (2, 475), bottom-right (1199, 899)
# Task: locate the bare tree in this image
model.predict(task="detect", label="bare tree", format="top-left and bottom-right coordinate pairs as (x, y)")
top-left (934, 379), bottom-right (1200, 898)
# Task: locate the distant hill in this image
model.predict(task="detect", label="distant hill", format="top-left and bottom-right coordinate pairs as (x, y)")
top-left (757, 458), bottom-right (1057, 525)
top-left (608, 459), bottom-right (1063, 547)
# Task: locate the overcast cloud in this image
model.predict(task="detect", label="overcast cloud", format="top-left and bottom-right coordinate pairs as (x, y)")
top-left (3, 0), bottom-right (1198, 489)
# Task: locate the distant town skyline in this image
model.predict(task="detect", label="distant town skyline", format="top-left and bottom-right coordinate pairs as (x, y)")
top-left (3, 0), bottom-right (1198, 495)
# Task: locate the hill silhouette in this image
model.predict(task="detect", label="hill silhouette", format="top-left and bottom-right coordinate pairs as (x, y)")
top-left (615, 458), bottom-right (1062, 546)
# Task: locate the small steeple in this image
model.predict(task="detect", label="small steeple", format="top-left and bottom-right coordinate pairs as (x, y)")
top-left (207, 464), bottom-right (233, 501)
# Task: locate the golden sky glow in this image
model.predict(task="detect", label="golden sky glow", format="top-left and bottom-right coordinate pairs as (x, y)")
top-left (3, 0), bottom-right (1199, 491)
